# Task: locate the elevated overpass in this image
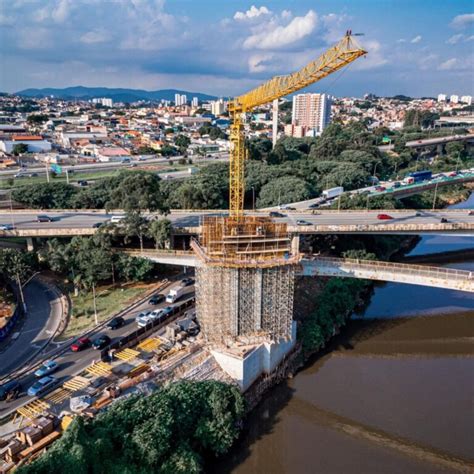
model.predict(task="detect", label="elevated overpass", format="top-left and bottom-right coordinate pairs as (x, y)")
top-left (0, 209), bottom-right (473, 239)
top-left (122, 249), bottom-right (474, 293)
top-left (379, 133), bottom-right (474, 152)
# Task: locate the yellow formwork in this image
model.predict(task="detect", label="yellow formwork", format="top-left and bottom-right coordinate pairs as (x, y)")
top-left (86, 361), bottom-right (112, 377)
top-left (137, 338), bottom-right (161, 352)
top-left (114, 348), bottom-right (140, 362)
top-left (43, 388), bottom-right (72, 404)
top-left (15, 399), bottom-right (50, 425)
top-left (63, 376), bottom-right (91, 392)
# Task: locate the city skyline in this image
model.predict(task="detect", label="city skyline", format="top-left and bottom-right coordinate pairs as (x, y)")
top-left (0, 1), bottom-right (473, 97)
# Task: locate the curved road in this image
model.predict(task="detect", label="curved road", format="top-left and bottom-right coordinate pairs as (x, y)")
top-left (0, 276), bottom-right (63, 377)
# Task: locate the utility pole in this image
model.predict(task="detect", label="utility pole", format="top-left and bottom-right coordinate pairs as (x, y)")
top-left (9, 189), bottom-right (15, 229)
top-left (66, 169), bottom-right (70, 184)
top-left (251, 187), bottom-right (255, 211)
top-left (92, 282), bottom-right (98, 326)
top-left (45, 163), bottom-right (50, 183)
top-left (16, 273), bottom-right (27, 313)
top-left (432, 181), bottom-right (439, 210)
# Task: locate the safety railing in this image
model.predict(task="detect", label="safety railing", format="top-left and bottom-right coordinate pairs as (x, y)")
top-left (308, 257), bottom-right (474, 281)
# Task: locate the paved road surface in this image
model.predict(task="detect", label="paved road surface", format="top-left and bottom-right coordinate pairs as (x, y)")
top-left (0, 280), bottom-right (194, 416)
top-left (0, 277), bottom-right (63, 377)
top-left (0, 209), bottom-right (473, 234)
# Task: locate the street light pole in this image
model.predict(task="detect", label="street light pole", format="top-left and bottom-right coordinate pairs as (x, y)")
top-left (251, 187), bottom-right (255, 211)
top-left (432, 181), bottom-right (439, 210)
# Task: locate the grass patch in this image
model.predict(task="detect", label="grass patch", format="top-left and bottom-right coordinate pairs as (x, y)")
top-left (61, 283), bottom-right (155, 340)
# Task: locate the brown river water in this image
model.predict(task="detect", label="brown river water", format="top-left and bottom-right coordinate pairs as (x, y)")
top-left (213, 195), bottom-right (474, 474)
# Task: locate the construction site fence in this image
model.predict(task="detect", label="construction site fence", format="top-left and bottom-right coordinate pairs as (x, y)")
top-left (310, 257), bottom-right (474, 281)
top-left (292, 222), bottom-right (474, 233)
top-left (99, 297), bottom-right (195, 361)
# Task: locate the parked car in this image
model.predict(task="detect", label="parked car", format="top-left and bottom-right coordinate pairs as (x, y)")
top-left (296, 220), bottom-right (311, 226)
top-left (148, 293), bottom-right (165, 305)
top-left (0, 224), bottom-right (14, 231)
top-left (180, 278), bottom-right (194, 287)
top-left (107, 316), bottom-right (125, 330)
top-left (71, 337), bottom-right (91, 352)
top-left (92, 335), bottom-right (111, 350)
top-left (27, 376), bottom-right (57, 397)
top-left (269, 211), bottom-right (285, 217)
top-left (37, 215), bottom-right (54, 222)
top-left (0, 380), bottom-right (22, 401)
top-left (34, 360), bottom-right (58, 378)
top-left (377, 214), bottom-right (393, 220)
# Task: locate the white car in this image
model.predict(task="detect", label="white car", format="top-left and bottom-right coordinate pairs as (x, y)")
top-left (110, 215), bottom-right (126, 223)
top-left (0, 224), bottom-right (14, 231)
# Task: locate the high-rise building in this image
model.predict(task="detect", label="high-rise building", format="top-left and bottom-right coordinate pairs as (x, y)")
top-left (289, 93), bottom-right (331, 136)
top-left (174, 93), bottom-right (181, 106)
top-left (211, 99), bottom-right (226, 116)
top-left (461, 95), bottom-right (472, 105)
top-left (437, 94), bottom-right (447, 102)
top-left (180, 94), bottom-right (187, 105)
top-left (450, 95), bottom-right (459, 104)
top-left (192, 97), bottom-right (199, 107)
top-left (92, 97), bottom-right (113, 107)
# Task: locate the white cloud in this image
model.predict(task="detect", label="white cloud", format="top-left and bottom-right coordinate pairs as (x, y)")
top-left (0, 14), bottom-right (14, 26)
top-left (17, 27), bottom-right (53, 49)
top-left (281, 10), bottom-right (292, 20)
top-left (450, 13), bottom-right (474, 29)
top-left (352, 39), bottom-right (387, 70)
top-left (80, 30), bottom-right (109, 44)
top-left (243, 10), bottom-right (317, 50)
top-left (466, 35), bottom-right (474, 41)
top-left (248, 53), bottom-right (272, 72)
top-left (51, 0), bottom-right (71, 23)
top-left (321, 13), bottom-right (350, 43)
top-left (438, 58), bottom-right (458, 70)
top-left (410, 35), bottom-right (422, 44)
top-left (447, 34), bottom-right (463, 44)
top-left (234, 6), bottom-right (270, 21)
top-left (397, 38), bottom-right (406, 43)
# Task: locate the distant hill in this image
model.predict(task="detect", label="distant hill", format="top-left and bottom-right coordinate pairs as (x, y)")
top-left (15, 86), bottom-right (217, 103)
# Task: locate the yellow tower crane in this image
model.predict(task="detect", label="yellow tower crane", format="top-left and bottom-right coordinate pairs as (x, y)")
top-left (228, 32), bottom-right (367, 218)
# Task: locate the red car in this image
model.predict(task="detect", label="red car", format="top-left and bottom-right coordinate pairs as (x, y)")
top-left (377, 213), bottom-right (393, 220)
top-left (71, 337), bottom-right (91, 352)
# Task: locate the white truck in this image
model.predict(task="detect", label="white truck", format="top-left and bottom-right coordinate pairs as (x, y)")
top-left (322, 186), bottom-right (344, 199)
top-left (166, 285), bottom-right (186, 303)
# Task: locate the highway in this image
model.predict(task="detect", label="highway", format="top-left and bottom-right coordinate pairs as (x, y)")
top-left (379, 133), bottom-right (474, 151)
top-left (0, 209), bottom-right (473, 237)
top-left (0, 153), bottom-right (229, 181)
top-left (0, 279), bottom-right (195, 417)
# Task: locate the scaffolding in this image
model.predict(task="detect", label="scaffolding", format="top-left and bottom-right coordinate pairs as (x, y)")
top-left (194, 216), bottom-right (298, 346)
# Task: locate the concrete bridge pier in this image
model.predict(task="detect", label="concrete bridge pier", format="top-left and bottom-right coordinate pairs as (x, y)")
top-left (437, 143), bottom-right (444, 155)
top-left (26, 237), bottom-right (35, 252)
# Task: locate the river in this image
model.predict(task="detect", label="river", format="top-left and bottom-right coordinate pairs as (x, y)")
top-left (214, 194), bottom-right (474, 474)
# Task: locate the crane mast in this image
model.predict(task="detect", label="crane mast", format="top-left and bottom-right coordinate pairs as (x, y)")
top-left (228, 32), bottom-right (366, 218)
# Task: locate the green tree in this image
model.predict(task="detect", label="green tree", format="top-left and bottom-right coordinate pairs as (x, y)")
top-left (122, 211), bottom-right (149, 251)
top-left (175, 134), bottom-right (191, 150)
top-left (12, 143), bottom-right (28, 156)
top-left (12, 182), bottom-right (77, 209)
top-left (257, 176), bottom-right (312, 207)
top-left (148, 218), bottom-right (172, 249)
top-left (27, 114), bottom-right (49, 125)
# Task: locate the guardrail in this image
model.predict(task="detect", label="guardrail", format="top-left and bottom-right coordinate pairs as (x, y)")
top-left (311, 257), bottom-right (474, 281)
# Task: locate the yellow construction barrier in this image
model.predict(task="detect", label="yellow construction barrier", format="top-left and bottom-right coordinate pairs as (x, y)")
top-left (43, 388), bottom-right (72, 404)
top-left (63, 376), bottom-right (91, 392)
top-left (114, 348), bottom-right (140, 362)
top-left (137, 338), bottom-right (161, 352)
top-left (86, 361), bottom-right (112, 377)
top-left (127, 363), bottom-right (150, 378)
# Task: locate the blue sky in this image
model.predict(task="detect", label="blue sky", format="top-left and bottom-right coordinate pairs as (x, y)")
top-left (0, 0), bottom-right (473, 97)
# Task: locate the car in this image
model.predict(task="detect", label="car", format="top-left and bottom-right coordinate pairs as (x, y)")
top-left (28, 172), bottom-right (39, 178)
top-left (107, 316), bottom-right (125, 330)
top-left (279, 205), bottom-right (296, 211)
top-left (71, 337), bottom-right (91, 352)
top-left (92, 222), bottom-right (103, 228)
top-left (468, 210), bottom-right (474, 216)
top-left (308, 203), bottom-right (319, 209)
top-left (37, 215), bottom-right (54, 223)
top-left (110, 215), bottom-right (126, 223)
top-left (137, 315), bottom-right (153, 327)
top-left (27, 376), bottom-right (57, 397)
top-left (14, 173), bottom-right (26, 178)
top-left (137, 310), bottom-right (151, 319)
top-left (269, 211), bottom-right (285, 217)
top-left (393, 182), bottom-right (401, 188)
top-left (148, 294), bottom-right (165, 305)
top-left (377, 214), bottom-right (393, 220)
top-left (78, 180), bottom-right (88, 187)
top-left (375, 186), bottom-right (386, 192)
top-left (180, 278), bottom-right (194, 287)
top-left (440, 217), bottom-right (449, 223)
top-left (0, 380), bottom-right (22, 401)
top-left (296, 220), bottom-right (311, 226)
top-left (0, 224), bottom-right (14, 231)
top-left (34, 360), bottom-right (58, 378)
top-left (92, 334), bottom-right (111, 350)
top-left (447, 172), bottom-right (457, 177)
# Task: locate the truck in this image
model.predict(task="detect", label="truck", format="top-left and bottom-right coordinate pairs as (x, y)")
top-left (408, 170), bottom-right (432, 183)
top-left (166, 285), bottom-right (186, 304)
top-left (322, 186), bottom-right (344, 199)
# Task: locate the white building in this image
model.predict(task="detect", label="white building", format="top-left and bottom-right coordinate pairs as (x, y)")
top-left (0, 136), bottom-right (52, 153)
top-left (288, 93), bottom-right (332, 136)
top-left (450, 95), bottom-right (459, 104)
top-left (211, 99), bottom-right (226, 116)
top-left (180, 94), bottom-right (187, 105)
top-left (437, 94), bottom-right (447, 102)
top-left (192, 97), bottom-right (199, 107)
top-left (174, 93), bottom-right (181, 106)
top-left (461, 95), bottom-right (472, 105)
top-left (92, 97), bottom-right (113, 107)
